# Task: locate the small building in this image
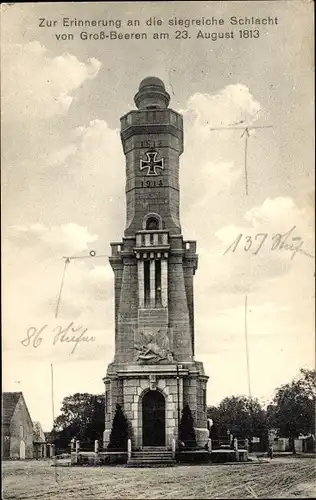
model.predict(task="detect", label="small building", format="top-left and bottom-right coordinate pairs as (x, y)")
top-left (268, 428), bottom-right (290, 452)
top-left (295, 434), bottom-right (315, 453)
top-left (33, 421), bottom-right (54, 459)
top-left (2, 392), bottom-right (34, 459)
top-left (33, 423), bottom-right (55, 458)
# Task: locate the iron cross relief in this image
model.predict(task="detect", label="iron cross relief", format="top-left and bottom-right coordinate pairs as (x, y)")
top-left (140, 150), bottom-right (164, 176)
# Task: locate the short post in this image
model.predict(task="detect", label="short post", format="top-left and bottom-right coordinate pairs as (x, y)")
top-left (75, 440), bottom-right (80, 465)
top-left (70, 438), bottom-right (75, 452)
top-left (172, 438), bottom-right (176, 459)
top-left (94, 440), bottom-right (99, 465)
top-left (94, 439), bottom-right (99, 453)
top-left (207, 438), bottom-right (212, 453)
top-left (233, 438), bottom-right (239, 462)
top-left (127, 438), bottom-right (132, 461)
top-left (245, 438), bottom-right (249, 452)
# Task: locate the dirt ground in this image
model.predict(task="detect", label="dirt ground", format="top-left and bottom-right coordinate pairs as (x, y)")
top-left (2, 457), bottom-right (315, 499)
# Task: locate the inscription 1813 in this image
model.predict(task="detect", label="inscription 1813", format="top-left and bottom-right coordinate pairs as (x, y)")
top-left (140, 179), bottom-right (164, 188)
top-left (138, 140), bottom-right (164, 148)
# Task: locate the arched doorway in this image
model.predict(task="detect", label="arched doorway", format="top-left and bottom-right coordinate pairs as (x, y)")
top-left (19, 440), bottom-right (26, 459)
top-left (142, 390), bottom-right (165, 447)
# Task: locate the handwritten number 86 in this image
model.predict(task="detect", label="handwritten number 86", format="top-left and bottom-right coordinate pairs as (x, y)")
top-left (21, 326), bottom-right (46, 348)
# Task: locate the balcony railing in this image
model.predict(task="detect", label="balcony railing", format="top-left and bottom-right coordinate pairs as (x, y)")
top-left (136, 231), bottom-right (169, 248)
top-left (121, 109), bottom-right (183, 129)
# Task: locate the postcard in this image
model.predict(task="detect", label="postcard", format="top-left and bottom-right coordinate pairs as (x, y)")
top-left (2, 1), bottom-right (314, 499)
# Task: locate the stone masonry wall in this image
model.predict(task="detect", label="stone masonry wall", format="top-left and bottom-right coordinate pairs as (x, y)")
top-left (182, 262), bottom-right (195, 356)
top-left (10, 397), bottom-right (34, 459)
top-left (124, 376), bottom-right (183, 449)
top-left (105, 374), bottom-right (185, 450)
top-left (168, 255), bottom-right (193, 362)
top-left (111, 263), bottom-right (123, 347)
top-left (116, 259), bottom-right (138, 363)
top-left (183, 375), bottom-right (208, 430)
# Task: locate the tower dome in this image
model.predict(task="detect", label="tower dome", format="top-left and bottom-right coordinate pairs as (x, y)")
top-left (134, 76), bottom-right (170, 110)
top-left (138, 76), bottom-right (166, 90)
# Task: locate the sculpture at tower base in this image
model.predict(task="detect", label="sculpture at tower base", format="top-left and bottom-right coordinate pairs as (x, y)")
top-left (134, 327), bottom-right (174, 363)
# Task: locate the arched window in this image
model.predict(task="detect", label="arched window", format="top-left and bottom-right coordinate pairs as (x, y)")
top-left (146, 217), bottom-right (159, 230)
top-left (142, 212), bottom-right (163, 231)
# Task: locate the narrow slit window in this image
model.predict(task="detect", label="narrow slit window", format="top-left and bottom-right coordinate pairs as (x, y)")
top-left (144, 260), bottom-right (150, 306)
top-left (155, 260), bottom-right (161, 306)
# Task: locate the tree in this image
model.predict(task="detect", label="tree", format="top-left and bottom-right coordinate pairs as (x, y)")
top-left (107, 404), bottom-right (128, 450)
top-left (179, 404), bottom-right (197, 448)
top-left (53, 393), bottom-right (105, 449)
top-left (266, 369), bottom-right (316, 444)
top-left (207, 396), bottom-right (267, 441)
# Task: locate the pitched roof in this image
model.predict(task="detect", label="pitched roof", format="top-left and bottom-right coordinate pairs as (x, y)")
top-left (2, 392), bottom-right (22, 425)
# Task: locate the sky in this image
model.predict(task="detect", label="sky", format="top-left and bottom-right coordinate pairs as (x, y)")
top-left (2, 1), bottom-right (314, 431)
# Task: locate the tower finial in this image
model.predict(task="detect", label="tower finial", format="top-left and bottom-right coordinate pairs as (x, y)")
top-left (134, 76), bottom-right (170, 110)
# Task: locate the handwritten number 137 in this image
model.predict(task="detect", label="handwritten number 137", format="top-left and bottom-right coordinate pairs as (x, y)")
top-left (224, 233), bottom-right (268, 255)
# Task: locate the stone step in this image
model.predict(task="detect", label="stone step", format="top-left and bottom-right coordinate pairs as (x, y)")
top-left (140, 448), bottom-right (172, 453)
top-left (129, 457), bottom-right (174, 462)
top-left (127, 449), bottom-right (176, 467)
top-left (132, 452), bottom-right (172, 457)
top-left (131, 455), bottom-right (173, 460)
top-left (126, 463), bottom-right (175, 468)
top-left (139, 451), bottom-right (170, 453)
top-left (142, 446), bottom-right (168, 449)
top-left (127, 459), bottom-right (176, 467)
top-left (132, 449), bottom-right (172, 453)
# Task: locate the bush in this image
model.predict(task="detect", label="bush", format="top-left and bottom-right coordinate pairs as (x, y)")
top-left (179, 405), bottom-right (197, 448)
top-left (107, 404), bottom-right (128, 451)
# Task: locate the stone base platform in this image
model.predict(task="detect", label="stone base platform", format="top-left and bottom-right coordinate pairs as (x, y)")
top-left (211, 449), bottom-right (249, 463)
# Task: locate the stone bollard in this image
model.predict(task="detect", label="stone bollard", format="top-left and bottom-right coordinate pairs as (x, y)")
top-left (171, 438), bottom-right (176, 459)
top-left (70, 438), bottom-right (75, 452)
top-left (207, 438), bottom-right (212, 453)
top-left (94, 440), bottom-right (99, 465)
top-left (233, 438), bottom-right (239, 462)
top-left (245, 438), bottom-right (249, 452)
top-left (127, 439), bottom-right (132, 461)
top-left (75, 440), bottom-right (80, 465)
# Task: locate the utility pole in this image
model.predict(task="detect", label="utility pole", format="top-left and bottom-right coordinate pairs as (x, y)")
top-left (210, 124), bottom-right (272, 195)
top-left (244, 295), bottom-right (251, 400)
top-left (245, 295), bottom-right (255, 449)
top-left (51, 363), bottom-right (58, 480)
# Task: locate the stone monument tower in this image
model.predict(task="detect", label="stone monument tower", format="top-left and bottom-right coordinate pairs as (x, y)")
top-left (103, 77), bottom-right (209, 450)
